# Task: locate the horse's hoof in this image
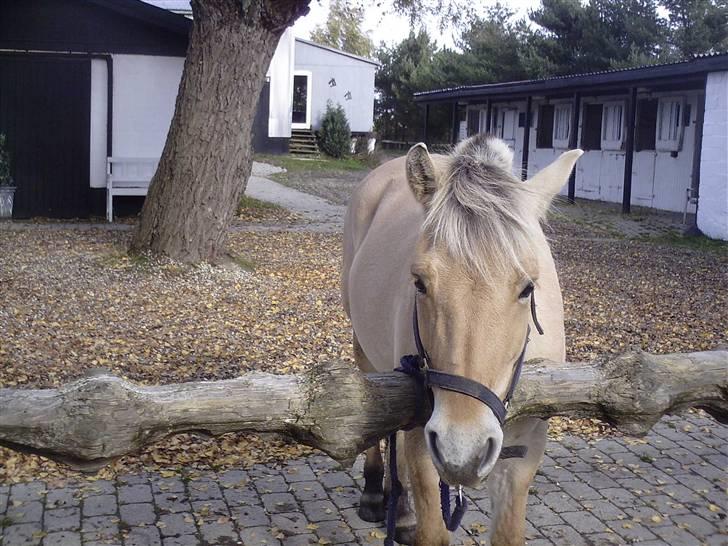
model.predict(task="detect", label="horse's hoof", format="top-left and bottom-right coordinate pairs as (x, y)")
top-left (357, 492), bottom-right (386, 522)
top-left (394, 523), bottom-right (416, 545)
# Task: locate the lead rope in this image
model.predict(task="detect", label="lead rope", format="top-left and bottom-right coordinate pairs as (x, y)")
top-left (384, 433), bottom-right (400, 546)
top-left (384, 292), bottom-right (543, 544)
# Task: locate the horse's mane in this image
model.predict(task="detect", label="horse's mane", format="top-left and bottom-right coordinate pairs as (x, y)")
top-left (422, 134), bottom-right (539, 279)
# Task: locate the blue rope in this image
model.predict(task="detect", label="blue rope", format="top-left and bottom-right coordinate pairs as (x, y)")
top-left (386, 354), bottom-right (469, 543)
top-left (384, 433), bottom-right (400, 546)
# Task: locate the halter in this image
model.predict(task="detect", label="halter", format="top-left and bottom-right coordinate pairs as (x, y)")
top-left (383, 291), bottom-right (544, 545)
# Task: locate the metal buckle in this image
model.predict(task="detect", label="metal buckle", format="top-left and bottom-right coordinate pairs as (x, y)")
top-left (418, 353), bottom-right (430, 373)
top-left (457, 485), bottom-right (463, 504)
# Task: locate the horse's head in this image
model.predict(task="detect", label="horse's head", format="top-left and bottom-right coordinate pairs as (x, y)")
top-left (405, 134), bottom-right (582, 487)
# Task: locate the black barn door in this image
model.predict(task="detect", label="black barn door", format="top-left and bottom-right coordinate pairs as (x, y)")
top-left (0, 54), bottom-right (90, 218)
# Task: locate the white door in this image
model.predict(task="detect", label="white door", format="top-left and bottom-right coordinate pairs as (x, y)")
top-left (632, 152), bottom-right (657, 207)
top-left (576, 152), bottom-right (601, 197)
top-left (600, 152), bottom-right (625, 204)
top-left (291, 71), bottom-right (312, 129)
top-left (497, 109), bottom-right (518, 150)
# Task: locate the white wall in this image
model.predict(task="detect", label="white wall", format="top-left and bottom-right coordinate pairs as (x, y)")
top-left (697, 71), bottom-right (728, 240)
top-left (525, 93), bottom-right (701, 212)
top-left (468, 101), bottom-right (527, 178)
top-left (89, 59), bottom-right (109, 189)
top-left (112, 54), bottom-right (184, 159)
top-left (267, 29), bottom-right (295, 139)
top-left (294, 40), bottom-right (377, 133)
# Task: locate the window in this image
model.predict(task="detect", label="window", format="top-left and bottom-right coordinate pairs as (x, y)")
top-left (536, 105), bottom-right (554, 148)
top-left (656, 97), bottom-right (685, 151)
top-left (479, 110), bottom-right (490, 133)
top-left (601, 102), bottom-right (624, 150)
top-left (497, 108), bottom-right (518, 146)
top-left (553, 104), bottom-right (572, 148)
top-left (466, 109), bottom-right (480, 136)
top-left (635, 99), bottom-right (658, 151)
top-left (581, 104), bottom-right (603, 150)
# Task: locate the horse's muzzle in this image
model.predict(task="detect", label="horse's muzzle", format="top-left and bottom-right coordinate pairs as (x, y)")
top-left (424, 398), bottom-right (504, 487)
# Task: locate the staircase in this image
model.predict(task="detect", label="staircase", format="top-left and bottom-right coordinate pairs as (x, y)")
top-left (289, 129), bottom-right (320, 156)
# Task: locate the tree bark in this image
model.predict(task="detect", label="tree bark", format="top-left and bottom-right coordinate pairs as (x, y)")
top-left (130, 0), bottom-right (310, 262)
top-left (0, 350), bottom-right (725, 472)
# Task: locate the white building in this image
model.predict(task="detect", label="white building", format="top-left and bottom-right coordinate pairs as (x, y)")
top-left (415, 54), bottom-right (728, 241)
top-left (0, 0), bottom-right (376, 218)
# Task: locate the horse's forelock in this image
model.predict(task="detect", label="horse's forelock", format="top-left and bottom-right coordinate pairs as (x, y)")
top-left (422, 136), bottom-right (538, 279)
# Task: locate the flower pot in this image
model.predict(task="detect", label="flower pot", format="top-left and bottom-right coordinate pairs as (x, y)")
top-left (0, 186), bottom-right (16, 219)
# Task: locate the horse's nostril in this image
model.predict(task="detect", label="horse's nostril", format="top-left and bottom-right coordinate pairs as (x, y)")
top-left (428, 430), bottom-right (443, 467)
top-left (478, 437), bottom-right (498, 476)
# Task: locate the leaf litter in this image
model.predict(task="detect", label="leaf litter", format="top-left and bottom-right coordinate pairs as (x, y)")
top-left (0, 215), bottom-right (725, 483)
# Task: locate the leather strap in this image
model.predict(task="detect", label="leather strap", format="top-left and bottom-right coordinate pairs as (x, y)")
top-left (412, 296), bottom-right (530, 427)
top-left (426, 369), bottom-right (509, 425)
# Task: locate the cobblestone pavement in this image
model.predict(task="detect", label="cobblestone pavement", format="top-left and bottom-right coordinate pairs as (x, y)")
top-left (1, 413), bottom-right (726, 546)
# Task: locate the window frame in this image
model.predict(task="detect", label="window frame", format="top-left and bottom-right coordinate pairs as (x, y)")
top-left (601, 101), bottom-right (625, 151)
top-left (581, 103), bottom-right (603, 151)
top-left (656, 96), bottom-right (686, 152)
top-left (536, 104), bottom-right (554, 149)
top-left (552, 103), bottom-right (572, 149)
top-left (635, 98), bottom-right (658, 152)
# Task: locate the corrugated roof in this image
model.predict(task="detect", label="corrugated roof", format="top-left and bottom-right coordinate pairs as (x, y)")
top-left (415, 51), bottom-right (728, 102)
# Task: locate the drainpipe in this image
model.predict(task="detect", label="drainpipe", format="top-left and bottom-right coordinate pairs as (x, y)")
top-left (102, 54), bottom-right (113, 158)
top-left (687, 78), bottom-right (707, 235)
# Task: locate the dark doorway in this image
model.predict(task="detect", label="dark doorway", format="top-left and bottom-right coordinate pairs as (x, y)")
top-left (0, 54), bottom-right (91, 218)
top-left (291, 74), bottom-right (309, 126)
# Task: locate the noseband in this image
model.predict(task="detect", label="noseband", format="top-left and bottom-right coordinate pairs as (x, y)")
top-left (402, 292), bottom-right (543, 428)
top-left (383, 291), bottom-right (544, 545)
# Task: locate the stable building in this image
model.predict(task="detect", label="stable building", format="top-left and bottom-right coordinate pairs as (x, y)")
top-left (0, 0), bottom-right (376, 219)
top-left (414, 54), bottom-right (728, 241)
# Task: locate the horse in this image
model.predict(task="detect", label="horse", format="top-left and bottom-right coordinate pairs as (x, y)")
top-left (341, 134), bottom-right (582, 545)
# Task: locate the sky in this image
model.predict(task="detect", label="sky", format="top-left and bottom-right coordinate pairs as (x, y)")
top-left (292, 0), bottom-right (542, 52)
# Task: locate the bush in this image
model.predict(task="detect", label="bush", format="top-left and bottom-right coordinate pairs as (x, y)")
top-left (318, 102), bottom-right (351, 159)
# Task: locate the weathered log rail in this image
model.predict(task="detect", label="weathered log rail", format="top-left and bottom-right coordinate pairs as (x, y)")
top-left (0, 350), bottom-right (726, 472)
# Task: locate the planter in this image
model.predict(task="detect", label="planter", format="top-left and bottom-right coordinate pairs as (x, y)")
top-left (0, 186), bottom-right (16, 219)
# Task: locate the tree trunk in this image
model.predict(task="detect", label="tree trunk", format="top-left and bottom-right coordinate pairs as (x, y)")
top-left (130, 0), bottom-right (309, 262)
top-left (0, 350), bottom-right (725, 472)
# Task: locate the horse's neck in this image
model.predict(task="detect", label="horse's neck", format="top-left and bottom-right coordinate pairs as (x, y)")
top-left (527, 227), bottom-right (566, 362)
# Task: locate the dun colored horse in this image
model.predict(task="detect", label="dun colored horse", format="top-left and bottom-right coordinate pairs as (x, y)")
top-left (342, 134), bottom-right (582, 545)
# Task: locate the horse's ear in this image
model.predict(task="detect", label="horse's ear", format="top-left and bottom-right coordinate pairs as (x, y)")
top-left (526, 149), bottom-right (583, 217)
top-left (406, 143), bottom-right (437, 206)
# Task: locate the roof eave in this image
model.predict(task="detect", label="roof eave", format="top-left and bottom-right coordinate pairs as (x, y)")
top-left (294, 37), bottom-right (380, 67)
top-left (88, 0), bottom-right (192, 36)
top-left (414, 54), bottom-right (728, 103)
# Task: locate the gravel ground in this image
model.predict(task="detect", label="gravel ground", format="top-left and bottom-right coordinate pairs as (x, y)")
top-left (268, 166), bottom-right (371, 206)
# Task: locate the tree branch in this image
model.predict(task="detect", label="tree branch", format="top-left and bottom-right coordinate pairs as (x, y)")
top-left (0, 350), bottom-right (725, 472)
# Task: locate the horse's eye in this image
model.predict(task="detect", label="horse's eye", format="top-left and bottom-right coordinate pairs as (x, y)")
top-left (414, 278), bottom-right (427, 294)
top-left (519, 283), bottom-right (534, 299)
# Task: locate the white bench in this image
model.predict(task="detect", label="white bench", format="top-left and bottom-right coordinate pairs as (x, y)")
top-left (106, 157), bottom-right (159, 222)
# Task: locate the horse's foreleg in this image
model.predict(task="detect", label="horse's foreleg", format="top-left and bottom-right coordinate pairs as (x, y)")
top-left (404, 429), bottom-right (449, 546)
top-left (487, 418), bottom-right (548, 546)
top-left (353, 331), bottom-right (387, 522)
top-left (359, 444), bottom-right (386, 521)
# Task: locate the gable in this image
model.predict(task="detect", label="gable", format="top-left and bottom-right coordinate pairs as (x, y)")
top-left (0, 0), bottom-right (190, 56)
